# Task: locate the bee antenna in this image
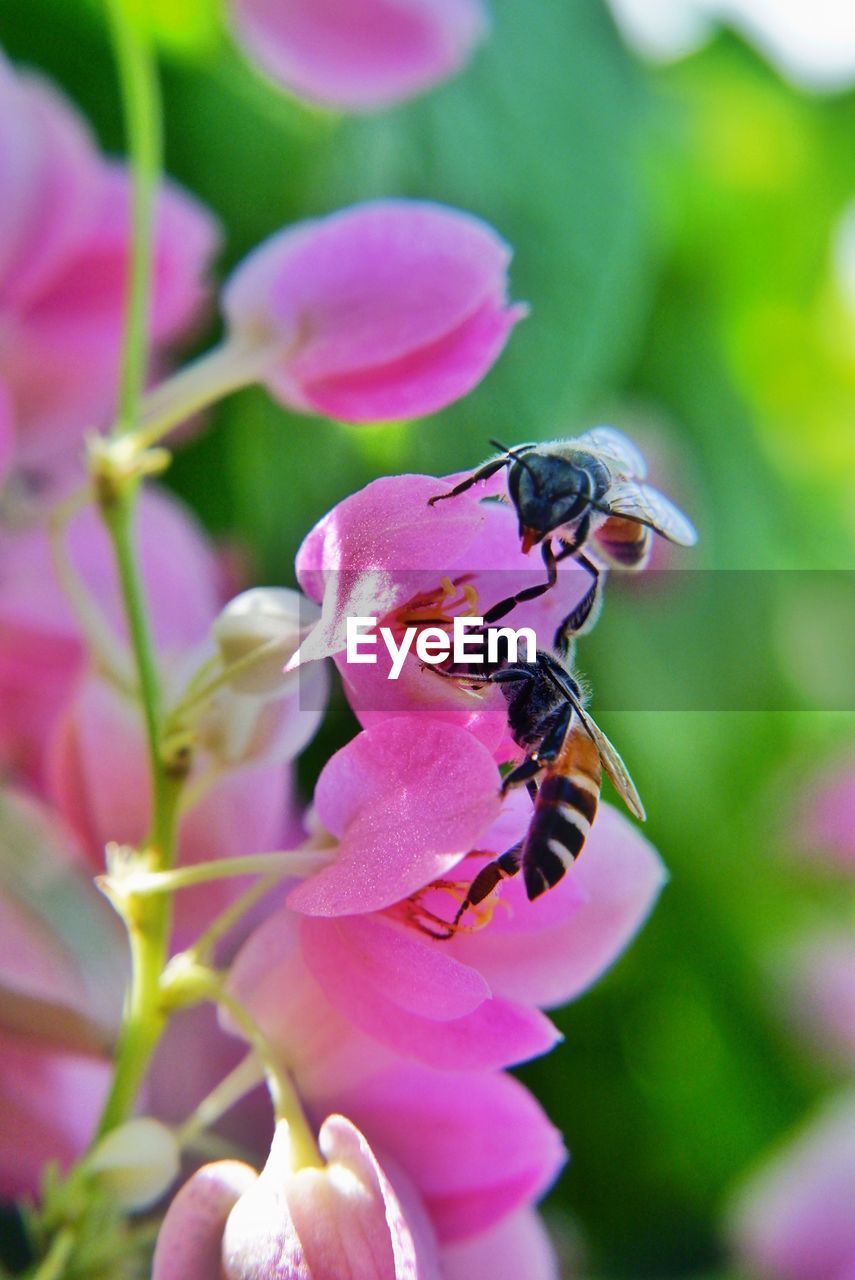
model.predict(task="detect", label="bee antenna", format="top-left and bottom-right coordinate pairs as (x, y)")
top-left (488, 439), bottom-right (540, 490)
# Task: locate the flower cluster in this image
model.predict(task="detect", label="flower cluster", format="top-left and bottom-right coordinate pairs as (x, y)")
top-left (1, 13), bottom-right (677, 1280)
top-left (729, 754), bottom-right (855, 1280)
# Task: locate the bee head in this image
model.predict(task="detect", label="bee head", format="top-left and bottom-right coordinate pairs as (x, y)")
top-left (508, 453), bottom-right (591, 549)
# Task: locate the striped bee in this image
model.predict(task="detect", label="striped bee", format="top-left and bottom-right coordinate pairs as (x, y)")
top-left (429, 428), bottom-right (697, 651)
top-left (439, 648), bottom-right (645, 929)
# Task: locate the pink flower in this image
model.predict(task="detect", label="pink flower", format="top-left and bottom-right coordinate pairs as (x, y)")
top-left (291, 471), bottom-right (590, 748)
top-left (794, 753), bottom-right (855, 874)
top-left (0, 382), bottom-right (12, 488)
top-left (46, 670), bottom-right (312, 946)
top-left (0, 485), bottom-right (224, 787)
top-left (224, 736), bottom-right (663, 1238)
top-left (227, 913), bottom-right (566, 1242)
top-left (442, 1209), bottom-right (559, 1280)
top-left (729, 1093), bottom-right (855, 1280)
top-left (288, 717), bottom-right (502, 915)
top-left (784, 932), bottom-right (855, 1070)
top-left (229, 0), bottom-right (489, 113)
top-left (0, 788), bottom-right (273, 1197)
top-left (222, 201), bottom-right (525, 424)
top-left (0, 790), bottom-right (118, 1196)
top-left (0, 482), bottom-right (322, 942)
top-left (230, 730), bottom-right (664, 1072)
top-left (0, 55), bottom-right (219, 473)
top-left (152, 1115), bottom-right (442, 1279)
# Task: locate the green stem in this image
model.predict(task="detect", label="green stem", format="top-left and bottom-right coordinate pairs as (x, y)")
top-left (47, 486), bottom-right (133, 690)
top-left (92, 5), bottom-right (180, 1142)
top-left (105, 0), bottom-right (162, 432)
top-left (187, 873), bottom-right (282, 963)
top-left (116, 849), bottom-right (333, 896)
top-left (175, 1052), bottom-right (265, 1150)
top-left (30, 1228), bottom-right (75, 1280)
top-left (217, 990), bottom-right (324, 1170)
top-left (101, 495), bottom-right (165, 821)
top-left (95, 898), bottom-right (169, 1138)
top-left (165, 632), bottom-right (299, 730)
top-left (133, 338), bottom-right (277, 451)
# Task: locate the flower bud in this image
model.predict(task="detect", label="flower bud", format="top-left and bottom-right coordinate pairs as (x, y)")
top-left (87, 1117), bottom-right (179, 1211)
top-left (213, 588), bottom-right (318, 696)
top-left (153, 1115), bottom-right (440, 1279)
top-left (229, 0), bottom-right (489, 113)
top-left (222, 200), bottom-right (526, 425)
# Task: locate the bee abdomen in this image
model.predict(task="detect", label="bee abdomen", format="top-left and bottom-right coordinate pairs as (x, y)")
top-left (595, 516), bottom-right (652, 569)
top-left (522, 770), bottom-right (600, 900)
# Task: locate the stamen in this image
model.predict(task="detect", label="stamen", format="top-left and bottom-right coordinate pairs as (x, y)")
top-left (398, 870), bottom-right (512, 941)
top-left (392, 575), bottom-right (482, 631)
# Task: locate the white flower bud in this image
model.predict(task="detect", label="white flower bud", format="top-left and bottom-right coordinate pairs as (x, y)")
top-left (87, 1117), bottom-right (180, 1211)
top-left (212, 588), bottom-right (319, 696)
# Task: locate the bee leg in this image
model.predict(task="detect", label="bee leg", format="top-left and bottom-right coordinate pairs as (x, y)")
top-left (452, 844), bottom-right (523, 928)
top-left (534, 702), bottom-right (575, 764)
top-left (553, 552), bottom-right (602, 655)
top-left (481, 540), bottom-right (559, 626)
top-left (500, 753), bottom-right (542, 795)
top-left (427, 456), bottom-right (510, 506)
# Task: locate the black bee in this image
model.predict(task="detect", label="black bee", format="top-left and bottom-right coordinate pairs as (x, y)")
top-left (429, 428), bottom-right (697, 652)
top-left (430, 648), bottom-right (644, 929)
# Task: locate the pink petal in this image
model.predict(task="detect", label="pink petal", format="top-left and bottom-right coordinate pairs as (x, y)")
top-left (223, 201), bottom-right (522, 424)
top-left (303, 915), bottom-right (490, 1018)
top-left (0, 71), bottom-right (99, 309)
top-left (333, 653), bottom-right (511, 756)
top-left (293, 473), bottom-right (490, 664)
top-left (0, 1029), bottom-right (110, 1200)
top-left (0, 483), bottom-right (222, 785)
top-left (227, 908), bottom-right (392, 1099)
top-left (7, 167), bottom-right (219, 465)
top-left (293, 1115), bottom-right (440, 1279)
top-left (795, 753), bottom-right (855, 872)
top-left (0, 484), bottom-right (221, 654)
top-left (301, 298), bottom-right (525, 422)
top-left (0, 377), bottom-right (14, 491)
top-left (48, 671), bottom-right (298, 944)
top-left (785, 932), bottom-right (855, 1069)
top-left (300, 916), bottom-right (559, 1069)
top-left (230, 0), bottom-right (489, 112)
top-left (0, 789), bottom-right (125, 1042)
top-left (0, 892), bottom-right (90, 1018)
top-left (730, 1094), bottom-right (855, 1280)
top-left (325, 1065), bottom-right (566, 1242)
top-left (444, 800), bottom-right (665, 1008)
top-left (152, 1161), bottom-right (258, 1280)
top-left (442, 1210), bottom-right (559, 1280)
top-left (219, 1116), bottom-right (442, 1280)
top-left (287, 719), bottom-right (501, 915)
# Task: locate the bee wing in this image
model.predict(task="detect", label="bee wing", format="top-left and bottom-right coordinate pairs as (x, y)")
top-left (574, 705), bottom-right (647, 821)
top-left (572, 427), bottom-right (648, 479)
top-left (605, 480), bottom-right (698, 546)
top-left (538, 651), bottom-right (645, 821)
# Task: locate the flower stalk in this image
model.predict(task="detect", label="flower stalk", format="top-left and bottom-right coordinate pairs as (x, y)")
top-left (91, 2), bottom-right (182, 1143)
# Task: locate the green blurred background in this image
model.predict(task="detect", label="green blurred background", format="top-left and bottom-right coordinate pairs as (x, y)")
top-left (2, 0), bottom-right (853, 1274)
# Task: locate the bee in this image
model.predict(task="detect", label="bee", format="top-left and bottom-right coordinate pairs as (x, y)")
top-left (428, 428), bottom-right (697, 651)
top-left (431, 647), bottom-right (645, 931)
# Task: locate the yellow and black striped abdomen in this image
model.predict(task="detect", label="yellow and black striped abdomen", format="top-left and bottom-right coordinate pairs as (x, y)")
top-left (522, 727), bottom-right (602, 899)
